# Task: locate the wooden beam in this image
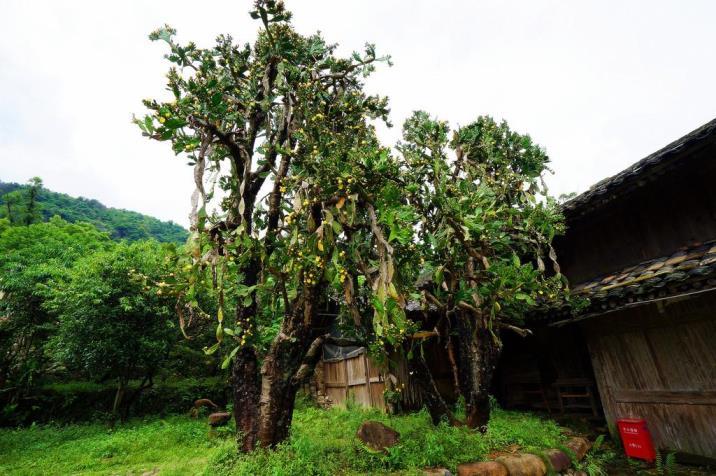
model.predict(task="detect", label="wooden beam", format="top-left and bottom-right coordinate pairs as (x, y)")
top-left (613, 389), bottom-right (716, 405)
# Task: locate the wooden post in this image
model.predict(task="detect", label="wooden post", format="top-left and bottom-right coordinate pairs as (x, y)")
top-left (343, 357), bottom-right (350, 404)
top-left (363, 352), bottom-right (373, 407)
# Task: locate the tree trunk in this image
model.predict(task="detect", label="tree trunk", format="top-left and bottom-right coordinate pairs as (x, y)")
top-left (408, 352), bottom-right (458, 425)
top-left (231, 287), bottom-right (332, 452)
top-left (254, 293), bottom-right (321, 447)
top-left (232, 347), bottom-right (260, 452)
top-left (111, 377), bottom-right (127, 425)
top-left (120, 374), bottom-right (153, 422)
top-left (410, 313), bottom-right (503, 431)
top-left (453, 314), bottom-right (502, 432)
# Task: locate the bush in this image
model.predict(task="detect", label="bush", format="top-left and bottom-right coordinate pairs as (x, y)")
top-left (1, 377), bottom-right (229, 426)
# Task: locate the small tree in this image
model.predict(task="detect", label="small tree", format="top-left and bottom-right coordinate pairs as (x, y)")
top-left (136, 1), bottom-right (406, 450)
top-left (396, 112), bottom-right (572, 429)
top-left (46, 241), bottom-right (176, 421)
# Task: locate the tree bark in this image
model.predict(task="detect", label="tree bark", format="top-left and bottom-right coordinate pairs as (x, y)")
top-left (231, 287), bottom-right (333, 452)
top-left (232, 347), bottom-right (260, 452)
top-left (408, 352), bottom-right (458, 425)
top-left (254, 292), bottom-right (321, 447)
top-left (409, 312), bottom-right (503, 432)
top-left (453, 313), bottom-right (502, 432)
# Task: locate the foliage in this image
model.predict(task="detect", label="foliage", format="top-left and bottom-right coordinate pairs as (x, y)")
top-left (0, 177), bottom-right (43, 226)
top-left (44, 241), bottom-right (178, 417)
top-left (572, 434), bottom-right (615, 476)
top-left (0, 406), bottom-right (566, 476)
top-left (397, 111), bottom-right (569, 333)
top-left (0, 179), bottom-right (188, 243)
top-left (0, 217), bottom-right (112, 401)
top-left (655, 450), bottom-right (677, 476)
top-left (135, 0), bottom-right (400, 354)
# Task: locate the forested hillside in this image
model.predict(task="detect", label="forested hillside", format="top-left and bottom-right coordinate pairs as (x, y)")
top-left (0, 179), bottom-right (187, 243)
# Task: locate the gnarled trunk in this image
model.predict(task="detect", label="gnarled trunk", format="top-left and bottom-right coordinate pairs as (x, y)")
top-left (453, 314), bottom-right (502, 431)
top-left (232, 347), bottom-right (260, 452)
top-left (232, 288), bottom-right (332, 452)
top-left (408, 352), bottom-right (458, 425)
top-left (413, 312), bottom-right (503, 431)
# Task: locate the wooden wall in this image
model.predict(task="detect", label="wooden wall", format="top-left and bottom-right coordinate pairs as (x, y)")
top-left (320, 350), bottom-right (385, 410)
top-left (583, 293), bottom-right (716, 458)
top-left (317, 341), bottom-right (457, 412)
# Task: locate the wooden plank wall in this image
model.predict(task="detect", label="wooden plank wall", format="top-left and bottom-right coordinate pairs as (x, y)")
top-left (321, 350), bottom-right (385, 410)
top-left (583, 293), bottom-right (716, 458)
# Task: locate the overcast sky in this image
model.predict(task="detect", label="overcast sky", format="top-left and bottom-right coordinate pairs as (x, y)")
top-left (2, 1), bottom-right (715, 227)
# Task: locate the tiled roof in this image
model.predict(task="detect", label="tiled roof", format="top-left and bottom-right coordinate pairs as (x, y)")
top-left (550, 241), bottom-right (716, 323)
top-left (561, 118), bottom-right (716, 218)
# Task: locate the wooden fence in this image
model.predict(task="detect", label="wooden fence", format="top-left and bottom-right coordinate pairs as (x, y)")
top-left (320, 349), bottom-right (386, 410)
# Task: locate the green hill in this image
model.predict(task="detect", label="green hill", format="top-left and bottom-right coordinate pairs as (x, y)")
top-left (0, 180), bottom-right (188, 243)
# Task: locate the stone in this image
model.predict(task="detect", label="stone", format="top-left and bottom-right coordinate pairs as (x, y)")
top-left (564, 436), bottom-right (591, 461)
top-left (356, 420), bottom-right (400, 453)
top-left (544, 449), bottom-right (571, 472)
top-left (207, 411), bottom-right (231, 427)
top-left (495, 453), bottom-right (547, 476)
top-left (456, 461), bottom-right (508, 476)
top-left (423, 468), bottom-right (453, 476)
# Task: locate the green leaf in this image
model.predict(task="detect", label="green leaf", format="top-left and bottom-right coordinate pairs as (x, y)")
top-left (204, 342), bottom-right (220, 355)
top-left (221, 345), bottom-right (240, 369)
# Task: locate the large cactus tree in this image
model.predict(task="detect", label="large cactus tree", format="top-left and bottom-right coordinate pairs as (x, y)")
top-left (397, 112), bottom-right (572, 430)
top-left (136, 0), bottom-right (409, 451)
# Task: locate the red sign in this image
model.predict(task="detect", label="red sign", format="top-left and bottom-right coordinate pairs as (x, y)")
top-left (617, 418), bottom-right (656, 462)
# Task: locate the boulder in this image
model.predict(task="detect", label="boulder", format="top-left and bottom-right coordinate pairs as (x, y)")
top-left (356, 420), bottom-right (400, 453)
top-left (456, 461), bottom-right (508, 476)
top-left (564, 437), bottom-right (591, 461)
top-left (207, 411), bottom-right (231, 427)
top-left (495, 453), bottom-right (547, 476)
top-left (544, 449), bottom-right (571, 472)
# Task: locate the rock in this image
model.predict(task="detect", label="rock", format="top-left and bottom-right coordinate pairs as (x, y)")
top-left (356, 420), bottom-right (400, 453)
top-left (495, 453), bottom-right (547, 476)
top-left (207, 411), bottom-right (231, 427)
top-left (423, 468), bottom-right (453, 476)
top-left (564, 437), bottom-right (591, 461)
top-left (545, 449), bottom-right (571, 472)
top-left (456, 461), bottom-right (508, 476)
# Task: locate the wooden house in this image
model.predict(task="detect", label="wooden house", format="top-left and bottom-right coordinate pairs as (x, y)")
top-left (500, 118), bottom-right (716, 460)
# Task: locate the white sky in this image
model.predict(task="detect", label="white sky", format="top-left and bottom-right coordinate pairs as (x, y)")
top-left (2, 1), bottom-right (715, 228)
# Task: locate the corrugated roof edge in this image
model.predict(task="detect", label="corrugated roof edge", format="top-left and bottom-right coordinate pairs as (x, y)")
top-left (561, 117), bottom-right (716, 217)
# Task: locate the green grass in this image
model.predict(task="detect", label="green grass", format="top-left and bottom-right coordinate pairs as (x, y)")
top-left (0, 416), bottom-right (225, 475)
top-left (0, 405), bottom-right (567, 475)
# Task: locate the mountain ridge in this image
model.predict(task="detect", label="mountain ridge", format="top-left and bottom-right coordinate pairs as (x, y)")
top-left (0, 180), bottom-right (188, 243)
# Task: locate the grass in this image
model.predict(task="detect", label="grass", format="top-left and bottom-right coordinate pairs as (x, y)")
top-left (0, 403), bottom-right (567, 475)
top-left (0, 416), bottom-right (224, 475)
